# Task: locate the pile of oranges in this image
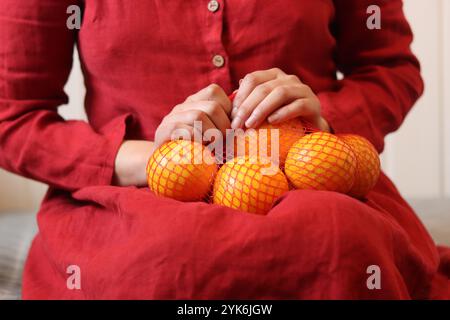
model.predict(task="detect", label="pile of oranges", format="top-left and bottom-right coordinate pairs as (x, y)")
top-left (146, 120), bottom-right (380, 215)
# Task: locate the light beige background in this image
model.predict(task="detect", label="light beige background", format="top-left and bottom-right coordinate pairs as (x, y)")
top-left (0, 0), bottom-right (449, 211)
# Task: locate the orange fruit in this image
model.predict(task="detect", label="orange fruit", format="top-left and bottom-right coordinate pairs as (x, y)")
top-left (146, 140), bottom-right (218, 201)
top-left (228, 118), bottom-right (307, 167)
top-left (213, 156), bottom-right (289, 214)
top-left (285, 132), bottom-right (357, 193)
top-left (339, 134), bottom-right (380, 198)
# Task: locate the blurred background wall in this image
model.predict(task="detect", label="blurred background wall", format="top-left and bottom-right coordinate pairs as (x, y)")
top-left (0, 0), bottom-right (449, 211)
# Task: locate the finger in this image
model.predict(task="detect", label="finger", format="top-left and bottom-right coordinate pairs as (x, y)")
top-left (245, 85), bottom-right (308, 128)
top-left (233, 68), bottom-right (284, 112)
top-left (169, 124), bottom-right (198, 142)
top-left (168, 110), bottom-right (217, 134)
top-left (156, 111), bottom-right (217, 148)
top-left (172, 101), bottom-right (231, 135)
top-left (228, 90), bottom-right (238, 102)
top-left (154, 123), bottom-right (196, 150)
top-left (186, 84), bottom-right (232, 115)
top-left (232, 79), bottom-right (282, 129)
top-left (267, 98), bottom-right (318, 125)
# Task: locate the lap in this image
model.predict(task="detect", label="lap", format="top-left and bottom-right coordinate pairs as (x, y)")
top-left (28, 183), bottom-right (438, 299)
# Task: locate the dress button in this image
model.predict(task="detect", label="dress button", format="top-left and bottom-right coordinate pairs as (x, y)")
top-left (207, 0), bottom-right (220, 13)
top-left (212, 54), bottom-right (225, 68)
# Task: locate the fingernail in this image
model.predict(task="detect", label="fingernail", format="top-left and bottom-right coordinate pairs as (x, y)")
top-left (229, 91), bottom-right (237, 102)
top-left (231, 116), bottom-right (243, 129)
top-left (231, 107), bottom-right (238, 119)
top-left (268, 114), bottom-right (279, 123)
top-left (232, 99), bottom-right (239, 110)
top-left (245, 114), bottom-right (257, 128)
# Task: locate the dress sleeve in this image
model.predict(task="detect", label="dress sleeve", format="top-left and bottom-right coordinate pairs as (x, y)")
top-left (318, 0), bottom-right (424, 152)
top-left (0, 0), bottom-right (129, 191)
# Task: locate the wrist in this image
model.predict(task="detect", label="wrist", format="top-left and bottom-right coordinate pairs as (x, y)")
top-left (113, 140), bottom-right (154, 187)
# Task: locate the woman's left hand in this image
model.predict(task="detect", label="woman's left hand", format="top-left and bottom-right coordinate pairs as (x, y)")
top-left (231, 68), bottom-right (330, 132)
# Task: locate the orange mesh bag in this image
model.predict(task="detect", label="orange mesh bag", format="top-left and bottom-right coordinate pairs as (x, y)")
top-left (213, 156), bottom-right (289, 214)
top-left (338, 134), bottom-right (381, 198)
top-left (227, 118), bottom-right (314, 168)
top-left (285, 132), bottom-right (357, 193)
top-left (226, 92), bottom-right (316, 167)
top-left (146, 140), bottom-right (218, 202)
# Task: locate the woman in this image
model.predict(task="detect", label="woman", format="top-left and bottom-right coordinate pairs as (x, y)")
top-left (1, 0), bottom-right (449, 299)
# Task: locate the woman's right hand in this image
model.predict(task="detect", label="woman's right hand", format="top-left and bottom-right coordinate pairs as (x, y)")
top-left (153, 84), bottom-right (232, 149)
top-left (113, 84), bottom-right (232, 187)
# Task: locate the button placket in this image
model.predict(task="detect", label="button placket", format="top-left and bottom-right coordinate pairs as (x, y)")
top-left (207, 0), bottom-right (220, 13)
top-left (204, 0), bottom-right (232, 92)
top-left (212, 54), bottom-right (225, 68)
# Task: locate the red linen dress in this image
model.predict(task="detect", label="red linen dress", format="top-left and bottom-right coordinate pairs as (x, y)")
top-left (0, 0), bottom-right (449, 299)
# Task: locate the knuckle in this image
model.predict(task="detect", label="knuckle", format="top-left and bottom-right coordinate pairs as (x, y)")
top-left (270, 67), bottom-right (279, 73)
top-left (301, 84), bottom-right (312, 92)
top-left (257, 84), bottom-right (272, 96)
top-left (287, 74), bottom-right (300, 83)
top-left (274, 86), bottom-right (288, 98)
top-left (243, 74), bottom-right (256, 86)
top-left (271, 67), bottom-right (283, 74)
top-left (206, 83), bottom-right (221, 96)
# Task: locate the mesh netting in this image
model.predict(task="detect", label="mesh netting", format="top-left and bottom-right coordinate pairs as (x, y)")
top-left (224, 118), bottom-right (317, 169)
top-left (339, 134), bottom-right (381, 198)
top-left (146, 140), bottom-right (218, 202)
top-left (146, 91), bottom-right (324, 206)
top-left (284, 132), bottom-right (357, 193)
top-left (213, 156), bottom-right (289, 214)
